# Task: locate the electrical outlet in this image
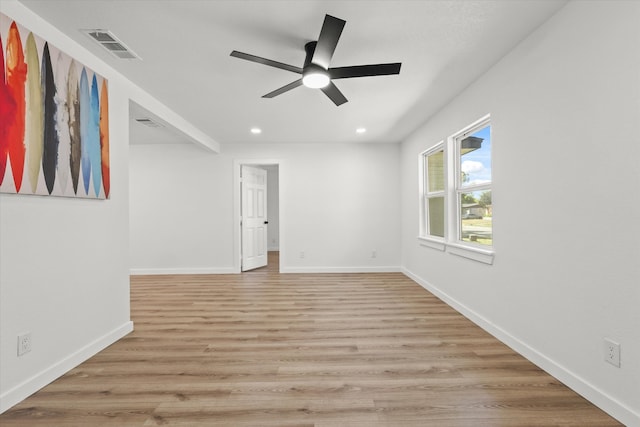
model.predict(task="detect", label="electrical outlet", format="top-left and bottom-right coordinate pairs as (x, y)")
top-left (17, 333), bottom-right (32, 356)
top-left (603, 338), bottom-right (620, 367)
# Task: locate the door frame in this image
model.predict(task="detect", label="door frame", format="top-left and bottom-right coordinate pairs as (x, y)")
top-left (233, 159), bottom-right (283, 273)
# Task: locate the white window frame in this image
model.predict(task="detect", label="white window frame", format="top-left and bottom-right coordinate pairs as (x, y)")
top-left (418, 114), bottom-right (494, 264)
top-left (419, 142), bottom-right (446, 250)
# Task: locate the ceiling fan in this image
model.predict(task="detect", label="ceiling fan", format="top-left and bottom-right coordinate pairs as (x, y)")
top-left (230, 14), bottom-right (402, 106)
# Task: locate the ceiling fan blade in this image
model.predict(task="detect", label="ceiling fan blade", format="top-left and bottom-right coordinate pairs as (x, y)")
top-left (262, 79), bottom-right (303, 98)
top-left (230, 51), bottom-right (302, 74)
top-left (329, 63), bottom-right (402, 79)
top-left (312, 15), bottom-right (346, 69)
top-left (321, 82), bottom-right (348, 106)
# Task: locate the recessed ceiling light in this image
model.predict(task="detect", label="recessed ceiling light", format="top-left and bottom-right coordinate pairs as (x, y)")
top-left (356, 128), bottom-right (367, 134)
top-left (250, 128), bottom-right (262, 134)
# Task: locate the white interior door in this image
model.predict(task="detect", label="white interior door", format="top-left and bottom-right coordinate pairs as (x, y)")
top-left (241, 165), bottom-right (268, 271)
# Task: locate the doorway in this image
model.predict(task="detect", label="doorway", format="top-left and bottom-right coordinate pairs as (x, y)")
top-left (234, 160), bottom-right (281, 273)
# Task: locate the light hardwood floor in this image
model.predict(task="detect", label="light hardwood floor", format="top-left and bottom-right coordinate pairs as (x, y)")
top-left (0, 253), bottom-right (622, 426)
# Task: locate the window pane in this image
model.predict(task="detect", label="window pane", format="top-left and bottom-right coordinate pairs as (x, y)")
top-left (427, 149), bottom-right (444, 192)
top-left (428, 197), bottom-right (445, 238)
top-left (460, 191), bottom-right (492, 245)
top-left (460, 125), bottom-right (491, 187)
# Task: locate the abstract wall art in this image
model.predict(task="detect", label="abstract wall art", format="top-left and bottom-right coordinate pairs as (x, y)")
top-left (0, 12), bottom-right (110, 199)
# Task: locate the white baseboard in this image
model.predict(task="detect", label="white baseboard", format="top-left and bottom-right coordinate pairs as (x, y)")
top-left (132, 265), bottom-right (400, 275)
top-left (130, 267), bottom-right (236, 275)
top-left (281, 266), bottom-right (401, 273)
top-left (0, 321), bottom-right (134, 414)
top-left (402, 267), bottom-right (640, 427)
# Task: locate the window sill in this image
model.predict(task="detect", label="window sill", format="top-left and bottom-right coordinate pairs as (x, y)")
top-left (418, 236), bottom-right (446, 251)
top-left (447, 243), bottom-right (494, 265)
top-left (418, 237), bottom-right (494, 265)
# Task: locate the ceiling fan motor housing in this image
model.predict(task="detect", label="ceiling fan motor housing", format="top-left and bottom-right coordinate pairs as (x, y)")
top-left (301, 42), bottom-right (330, 88)
top-left (303, 41), bottom-right (319, 68)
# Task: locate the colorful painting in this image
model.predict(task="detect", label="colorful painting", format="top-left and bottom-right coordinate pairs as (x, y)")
top-left (0, 13), bottom-right (109, 199)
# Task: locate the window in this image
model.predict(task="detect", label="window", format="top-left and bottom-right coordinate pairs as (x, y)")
top-left (456, 120), bottom-right (492, 247)
top-left (422, 144), bottom-right (445, 239)
top-left (420, 115), bottom-right (493, 263)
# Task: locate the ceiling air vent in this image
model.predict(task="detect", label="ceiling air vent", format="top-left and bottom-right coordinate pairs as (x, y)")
top-left (135, 118), bottom-right (164, 128)
top-left (82, 29), bottom-right (141, 60)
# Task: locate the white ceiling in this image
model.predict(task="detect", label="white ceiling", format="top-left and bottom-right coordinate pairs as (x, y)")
top-left (18, 0), bottom-right (567, 146)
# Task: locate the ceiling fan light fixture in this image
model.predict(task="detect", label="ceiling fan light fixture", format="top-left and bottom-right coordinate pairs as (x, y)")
top-left (302, 66), bottom-right (330, 89)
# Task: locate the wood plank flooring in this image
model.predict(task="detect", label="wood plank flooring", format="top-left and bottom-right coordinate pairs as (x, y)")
top-left (0, 253), bottom-right (622, 426)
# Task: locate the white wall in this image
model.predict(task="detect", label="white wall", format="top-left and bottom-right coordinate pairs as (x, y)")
top-left (129, 143), bottom-right (235, 274)
top-left (400, 1), bottom-right (640, 425)
top-left (265, 165), bottom-right (279, 251)
top-left (229, 143), bottom-right (402, 273)
top-left (129, 142), bottom-right (401, 274)
top-left (0, 1), bottom-right (132, 413)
